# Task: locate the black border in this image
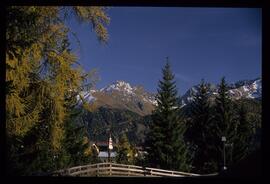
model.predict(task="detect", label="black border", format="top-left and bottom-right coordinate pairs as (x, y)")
top-left (1, 1), bottom-right (268, 184)
top-left (0, 2), bottom-right (6, 179)
top-left (3, 0), bottom-right (264, 7)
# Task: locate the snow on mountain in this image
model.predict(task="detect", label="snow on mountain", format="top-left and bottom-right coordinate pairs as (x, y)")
top-left (233, 78), bottom-right (260, 99)
top-left (77, 80), bottom-right (157, 115)
top-left (77, 78), bottom-right (261, 113)
top-left (181, 78), bottom-right (261, 106)
top-left (98, 81), bottom-right (157, 106)
top-left (251, 79), bottom-right (262, 98)
top-left (77, 91), bottom-right (96, 104)
top-left (180, 84), bottom-right (217, 106)
top-left (147, 97), bottom-right (158, 106)
top-left (100, 80), bottom-right (135, 95)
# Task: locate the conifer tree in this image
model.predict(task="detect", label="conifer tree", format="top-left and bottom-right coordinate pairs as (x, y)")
top-left (184, 79), bottom-right (216, 173)
top-left (116, 134), bottom-right (134, 165)
top-left (61, 92), bottom-right (92, 167)
top-left (232, 102), bottom-right (253, 164)
top-left (212, 77), bottom-right (237, 170)
top-left (146, 58), bottom-right (190, 171)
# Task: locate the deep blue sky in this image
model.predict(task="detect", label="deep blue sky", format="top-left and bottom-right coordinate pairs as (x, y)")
top-left (67, 7), bottom-right (261, 95)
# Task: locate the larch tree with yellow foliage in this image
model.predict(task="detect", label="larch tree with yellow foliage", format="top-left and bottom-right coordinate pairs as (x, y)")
top-left (6, 6), bottom-right (110, 175)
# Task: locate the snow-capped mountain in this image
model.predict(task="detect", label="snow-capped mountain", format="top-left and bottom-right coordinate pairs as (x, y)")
top-left (180, 83), bottom-right (217, 105)
top-left (78, 80), bottom-right (157, 115)
top-left (78, 78), bottom-right (261, 114)
top-left (77, 90), bottom-right (97, 104)
top-left (180, 78), bottom-right (261, 106)
top-left (100, 80), bottom-right (134, 95)
top-left (228, 78), bottom-right (261, 100)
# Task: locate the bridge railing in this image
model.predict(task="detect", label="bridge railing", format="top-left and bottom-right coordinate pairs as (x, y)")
top-left (52, 162), bottom-right (202, 177)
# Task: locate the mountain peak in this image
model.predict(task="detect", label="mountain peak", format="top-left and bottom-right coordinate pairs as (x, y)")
top-left (114, 80), bottom-right (132, 89)
top-left (100, 80), bottom-right (135, 95)
top-left (181, 77), bottom-right (261, 106)
top-left (77, 80), bottom-right (157, 115)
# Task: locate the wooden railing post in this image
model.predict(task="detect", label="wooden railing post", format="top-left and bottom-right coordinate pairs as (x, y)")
top-left (109, 163), bottom-right (112, 176)
top-left (53, 162), bottom-right (201, 177)
top-left (97, 164), bottom-right (99, 177)
top-left (128, 165), bottom-right (130, 176)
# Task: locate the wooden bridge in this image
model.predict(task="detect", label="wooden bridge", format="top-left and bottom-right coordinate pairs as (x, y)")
top-left (51, 162), bottom-right (206, 177)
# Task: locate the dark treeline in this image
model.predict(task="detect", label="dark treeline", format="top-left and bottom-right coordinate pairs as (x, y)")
top-left (145, 59), bottom-right (261, 174)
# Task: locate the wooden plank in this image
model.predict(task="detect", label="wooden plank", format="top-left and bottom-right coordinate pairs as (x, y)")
top-left (149, 171), bottom-right (185, 177)
top-left (144, 167), bottom-right (199, 176)
top-left (55, 162), bottom-right (201, 177)
top-left (111, 167), bottom-right (145, 173)
top-left (71, 168), bottom-right (109, 176)
top-left (110, 171), bottom-right (144, 176)
top-left (111, 163), bottom-right (143, 169)
top-left (71, 167), bottom-right (145, 177)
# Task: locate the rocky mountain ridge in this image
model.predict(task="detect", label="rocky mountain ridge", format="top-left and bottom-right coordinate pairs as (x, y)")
top-left (77, 80), bottom-right (157, 116)
top-left (78, 78), bottom-right (261, 115)
top-left (181, 78), bottom-right (261, 106)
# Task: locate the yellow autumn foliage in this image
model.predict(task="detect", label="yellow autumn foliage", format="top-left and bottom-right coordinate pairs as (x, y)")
top-left (6, 6), bottom-right (110, 154)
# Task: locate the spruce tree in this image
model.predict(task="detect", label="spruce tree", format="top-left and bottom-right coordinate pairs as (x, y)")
top-left (146, 58), bottom-right (189, 171)
top-left (62, 97), bottom-right (92, 167)
top-left (184, 79), bottom-right (216, 173)
top-left (232, 102), bottom-right (253, 164)
top-left (212, 77), bottom-right (237, 170)
top-left (116, 134), bottom-right (134, 165)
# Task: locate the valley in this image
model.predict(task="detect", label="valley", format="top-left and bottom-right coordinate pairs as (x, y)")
top-left (77, 78), bottom-right (262, 146)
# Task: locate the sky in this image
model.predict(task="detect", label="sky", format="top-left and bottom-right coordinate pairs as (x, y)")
top-left (67, 7), bottom-right (261, 95)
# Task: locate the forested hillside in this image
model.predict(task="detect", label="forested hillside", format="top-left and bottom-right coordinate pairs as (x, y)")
top-left (80, 107), bottom-right (151, 145)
